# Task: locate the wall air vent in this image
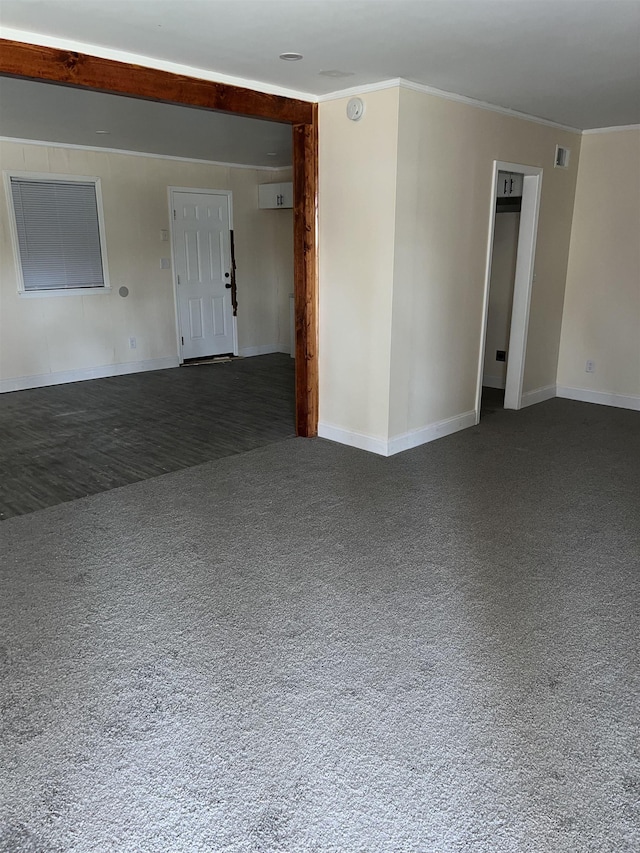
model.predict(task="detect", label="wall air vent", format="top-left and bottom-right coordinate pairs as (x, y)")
top-left (555, 145), bottom-right (570, 169)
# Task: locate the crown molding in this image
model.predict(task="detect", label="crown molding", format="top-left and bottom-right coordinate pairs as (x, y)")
top-left (582, 124), bottom-right (640, 135)
top-left (0, 136), bottom-right (286, 171)
top-left (316, 78), bottom-right (404, 102)
top-left (0, 27), bottom-right (599, 135)
top-left (318, 77), bottom-right (581, 134)
top-left (398, 79), bottom-right (582, 134)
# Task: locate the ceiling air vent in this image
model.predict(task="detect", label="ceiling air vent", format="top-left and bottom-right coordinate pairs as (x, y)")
top-left (555, 145), bottom-right (570, 169)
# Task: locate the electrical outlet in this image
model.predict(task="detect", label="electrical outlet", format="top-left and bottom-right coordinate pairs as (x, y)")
top-left (496, 350), bottom-right (506, 362)
top-left (160, 257), bottom-right (171, 270)
top-left (585, 360), bottom-right (596, 373)
top-left (129, 337), bottom-right (137, 349)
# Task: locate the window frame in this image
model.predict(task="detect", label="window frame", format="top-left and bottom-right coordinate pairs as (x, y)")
top-left (3, 170), bottom-right (111, 298)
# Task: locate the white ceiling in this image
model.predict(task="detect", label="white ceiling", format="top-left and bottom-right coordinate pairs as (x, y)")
top-left (0, 77), bottom-right (293, 167)
top-left (1, 0), bottom-right (639, 132)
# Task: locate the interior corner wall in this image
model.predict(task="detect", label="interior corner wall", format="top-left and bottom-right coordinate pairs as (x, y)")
top-left (388, 87), bottom-right (581, 441)
top-left (0, 140), bottom-right (291, 390)
top-left (557, 128), bottom-right (640, 407)
top-left (318, 87), bottom-right (400, 447)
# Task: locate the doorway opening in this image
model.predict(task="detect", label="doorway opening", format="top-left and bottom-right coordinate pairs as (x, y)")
top-left (476, 161), bottom-right (543, 422)
top-left (0, 39), bottom-right (318, 437)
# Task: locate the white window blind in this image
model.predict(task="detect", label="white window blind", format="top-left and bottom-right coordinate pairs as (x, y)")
top-left (10, 177), bottom-right (105, 291)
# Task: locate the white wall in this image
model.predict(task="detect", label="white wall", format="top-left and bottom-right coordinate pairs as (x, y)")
top-left (388, 87), bottom-right (580, 443)
top-left (557, 128), bottom-right (640, 409)
top-left (483, 212), bottom-right (520, 388)
top-left (260, 167), bottom-right (294, 355)
top-left (318, 87), bottom-right (400, 448)
top-left (0, 141), bottom-right (292, 390)
top-left (319, 84), bottom-right (581, 453)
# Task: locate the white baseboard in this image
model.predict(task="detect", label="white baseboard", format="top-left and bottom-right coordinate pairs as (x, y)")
top-left (238, 344), bottom-right (283, 358)
top-left (317, 422), bottom-right (389, 456)
top-left (520, 383), bottom-right (557, 407)
top-left (556, 385), bottom-right (640, 411)
top-left (482, 374), bottom-right (506, 389)
top-left (387, 410), bottom-right (476, 455)
top-left (0, 356), bottom-right (180, 394)
top-left (319, 409), bottom-right (476, 457)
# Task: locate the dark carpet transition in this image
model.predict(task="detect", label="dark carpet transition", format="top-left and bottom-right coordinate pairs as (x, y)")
top-left (1, 396), bottom-right (639, 852)
top-left (0, 353), bottom-right (295, 520)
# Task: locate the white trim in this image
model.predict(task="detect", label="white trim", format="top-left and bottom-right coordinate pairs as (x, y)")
top-left (482, 375), bottom-right (506, 390)
top-left (476, 162), bottom-right (543, 421)
top-left (582, 124), bottom-right (640, 135)
top-left (386, 411), bottom-right (476, 456)
top-left (318, 422), bottom-right (390, 456)
top-left (481, 381), bottom-right (555, 404)
top-left (238, 344), bottom-right (283, 357)
top-left (17, 287), bottom-right (112, 299)
top-left (0, 28), bottom-right (585, 135)
top-left (168, 188), bottom-right (183, 365)
top-left (0, 136), bottom-right (287, 171)
top-left (520, 384), bottom-right (557, 407)
top-left (504, 170), bottom-right (543, 410)
top-left (475, 173), bottom-right (500, 423)
top-left (169, 185), bottom-right (236, 201)
top-left (491, 160), bottom-right (544, 176)
top-left (318, 77), bottom-right (582, 134)
top-left (0, 357), bottom-right (179, 394)
top-left (0, 26), bottom-right (316, 102)
top-left (319, 410), bottom-right (476, 457)
top-left (556, 386), bottom-right (640, 412)
top-left (317, 78), bottom-right (402, 102)
top-left (3, 169), bottom-right (111, 295)
top-left (397, 80), bottom-right (582, 134)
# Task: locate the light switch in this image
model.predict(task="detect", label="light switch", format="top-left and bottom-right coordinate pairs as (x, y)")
top-left (160, 257), bottom-right (171, 269)
top-left (160, 230), bottom-right (169, 242)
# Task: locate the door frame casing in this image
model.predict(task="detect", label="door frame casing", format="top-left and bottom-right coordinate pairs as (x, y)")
top-left (168, 187), bottom-right (237, 362)
top-left (0, 38), bottom-right (318, 436)
top-left (475, 160), bottom-right (543, 420)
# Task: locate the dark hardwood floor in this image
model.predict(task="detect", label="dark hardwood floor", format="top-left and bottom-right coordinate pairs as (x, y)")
top-left (0, 354), bottom-right (295, 520)
top-left (480, 385), bottom-right (505, 414)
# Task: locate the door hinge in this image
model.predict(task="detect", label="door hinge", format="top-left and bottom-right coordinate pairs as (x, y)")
top-left (177, 274), bottom-right (180, 285)
top-left (181, 336), bottom-right (184, 345)
top-left (173, 209), bottom-right (177, 219)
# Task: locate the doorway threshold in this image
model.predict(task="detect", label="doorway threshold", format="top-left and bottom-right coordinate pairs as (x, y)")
top-left (181, 354), bottom-right (241, 366)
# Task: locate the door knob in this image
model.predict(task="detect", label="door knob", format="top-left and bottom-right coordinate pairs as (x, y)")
top-left (225, 282), bottom-right (232, 289)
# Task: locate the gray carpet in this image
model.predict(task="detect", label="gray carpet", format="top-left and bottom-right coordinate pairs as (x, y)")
top-left (1, 398), bottom-right (639, 852)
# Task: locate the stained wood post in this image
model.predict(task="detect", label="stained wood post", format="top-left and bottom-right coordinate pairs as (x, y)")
top-left (293, 109), bottom-right (319, 437)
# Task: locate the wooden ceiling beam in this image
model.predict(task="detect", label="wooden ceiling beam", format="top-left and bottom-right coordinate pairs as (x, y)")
top-left (0, 37), bottom-right (319, 437)
top-left (0, 39), bottom-right (314, 125)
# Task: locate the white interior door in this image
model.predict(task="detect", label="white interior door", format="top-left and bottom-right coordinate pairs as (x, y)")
top-left (171, 190), bottom-right (236, 360)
